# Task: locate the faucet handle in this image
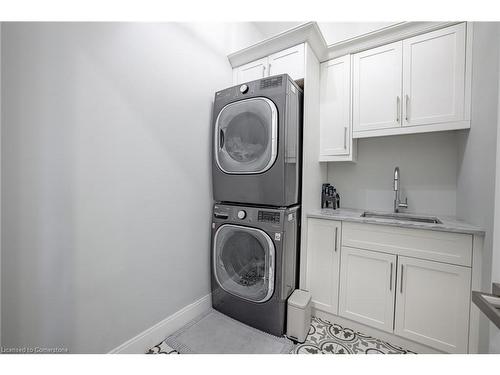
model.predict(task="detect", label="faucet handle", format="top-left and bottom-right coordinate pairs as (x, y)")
top-left (400, 197), bottom-right (408, 209)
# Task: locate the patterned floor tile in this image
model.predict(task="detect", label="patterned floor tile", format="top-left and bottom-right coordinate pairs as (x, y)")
top-left (146, 340), bottom-right (178, 354)
top-left (293, 317), bottom-right (416, 354)
top-left (147, 316), bottom-right (416, 354)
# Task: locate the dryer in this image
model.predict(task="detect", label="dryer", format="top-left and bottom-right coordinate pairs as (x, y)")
top-left (211, 203), bottom-right (299, 336)
top-left (212, 74), bottom-right (303, 207)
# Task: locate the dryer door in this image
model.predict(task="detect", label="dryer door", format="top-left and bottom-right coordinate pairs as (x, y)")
top-left (213, 224), bottom-right (275, 303)
top-left (215, 97), bottom-right (278, 174)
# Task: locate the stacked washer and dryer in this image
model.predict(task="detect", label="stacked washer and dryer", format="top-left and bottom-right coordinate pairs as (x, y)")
top-left (210, 74), bottom-right (303, 337)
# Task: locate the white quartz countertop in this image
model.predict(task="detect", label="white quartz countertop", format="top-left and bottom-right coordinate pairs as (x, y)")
top-left (308, 208), bottom-right (485, 236)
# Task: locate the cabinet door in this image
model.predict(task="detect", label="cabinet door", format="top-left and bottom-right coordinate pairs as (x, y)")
top-left (339, 247), bottom-right (397, 332)
top-left (306, 219), bottom-right (341, 315)
top-left (352, 41), bottom-right (403, 132)
top-left (394, 256), bottom-right (471, 353)
top-left (268, 44), bottom-right (305, 81)
top-left (403, 24), bottom-right (465, 126)
top-left (233, 57), bottom-right (268, 84)
top-left (402, 23), bottom-right (466, 127)
top-left (319, 55), bottom-right (352, 159)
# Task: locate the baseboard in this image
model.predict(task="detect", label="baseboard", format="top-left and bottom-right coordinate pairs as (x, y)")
top-left (109, 294), bottom-right (212, 354)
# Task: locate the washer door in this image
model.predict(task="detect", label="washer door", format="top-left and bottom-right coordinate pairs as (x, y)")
top-left (215, 97), bottom-right (278, 174)
top-left (213, 224), bottom-right (275, 303)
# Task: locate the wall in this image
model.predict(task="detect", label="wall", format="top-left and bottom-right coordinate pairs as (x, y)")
top-left (0, 22), bottom-right (2, 346)
top-left (327, 132), bottom-right (460, 216)
top-left (0, 22), bottom-right (254, 353)
top-left (318, 22), bottom-right (399, 46)
top-left (456, 22), bottom-right (500, 353)
top-left (185, 22), bottom-right (266, 55)
top-left (489, 23), bottom-right (500, 355)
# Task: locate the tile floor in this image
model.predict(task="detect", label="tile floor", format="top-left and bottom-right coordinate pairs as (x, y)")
top-left (147, 316), bottom-right (416, 354)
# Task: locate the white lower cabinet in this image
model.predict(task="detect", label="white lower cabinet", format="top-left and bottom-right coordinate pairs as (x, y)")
top-left (306, 218), bottom-right (474, 353)
top-left (306, 219), bottom-right (341, 315)
top-left (394, 256), bottom-right (471, 353)
top-left (339, 247), bottom-right (396, 333)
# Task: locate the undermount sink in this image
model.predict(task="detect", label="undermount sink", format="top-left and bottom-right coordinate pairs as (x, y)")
top-left (360, 211), bottom-right (443, 224)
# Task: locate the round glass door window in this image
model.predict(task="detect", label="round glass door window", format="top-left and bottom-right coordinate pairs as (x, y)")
top-left (213, 224), bottom-right (275, 303)
top-left (215, 97), bottom-right (278, 174)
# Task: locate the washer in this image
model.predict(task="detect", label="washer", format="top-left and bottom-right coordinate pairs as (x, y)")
top-left (212, 74), bottom-right (303, 207)
top-left (211, 203), bottom-right (299, 336)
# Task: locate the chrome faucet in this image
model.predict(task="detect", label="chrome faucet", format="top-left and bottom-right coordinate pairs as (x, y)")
top-left (393, 166), bottom-right (408, 213)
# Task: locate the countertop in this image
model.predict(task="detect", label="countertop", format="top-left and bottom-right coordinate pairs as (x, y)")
top-left (308, 208), bottom-right (485, 236)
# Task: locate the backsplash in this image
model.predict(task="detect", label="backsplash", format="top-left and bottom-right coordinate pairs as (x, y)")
top-left (327, 132), bottom-right (460, 217)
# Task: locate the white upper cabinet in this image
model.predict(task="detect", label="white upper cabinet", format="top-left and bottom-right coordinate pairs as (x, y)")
top-left (306, 218), bottom-right (341, 315)
top-left (350, 22), bottom-right (469, 138)
top-left (319, 55), bottom-right (356, 161)
top-left (233, 44), bottom-right (305, 85)
top-left (233, 57), bottom-right (268, 85)
top-left (352, 41), bottom-right (403, 132)
top-left (268, 44), bottom-right (305, 81)
top-left (394, 256), bottom-right (471, 353)
top-left (402, 23), bottom-right (466, 127)
top-left (339, 247), bottom-right (397, 333)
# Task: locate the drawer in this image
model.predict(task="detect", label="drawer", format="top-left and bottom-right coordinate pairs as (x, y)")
top-left (342, 222), bottom-right (472, 267)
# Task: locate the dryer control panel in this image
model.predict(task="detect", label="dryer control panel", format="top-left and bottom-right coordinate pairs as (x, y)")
top-left (258, 211), bottom-right (280, 223)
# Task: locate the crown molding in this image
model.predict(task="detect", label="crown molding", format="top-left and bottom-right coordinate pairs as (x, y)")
top-left (228, 21), bottom-right (464, 67)
top-left (228, 22), bottom-right (327, 68)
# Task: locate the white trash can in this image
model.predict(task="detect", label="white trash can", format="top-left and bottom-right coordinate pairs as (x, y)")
top-left (286, 289), bottom-right (312, 343)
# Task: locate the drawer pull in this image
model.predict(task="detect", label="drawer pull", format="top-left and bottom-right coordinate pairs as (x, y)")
top-left (405, 94), bottom-right (410, 122)
top-left (389, 262), bottom-right (393, 291)
top-left (400, 264), bottom-right (404, 293)
top-left (396, 96), bottom-right (400, 123)
top-left (334, 227), bottom-right (338, 252)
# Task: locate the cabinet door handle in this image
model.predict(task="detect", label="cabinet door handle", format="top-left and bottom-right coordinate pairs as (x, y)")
top-left (262, 65), bottom-right (266, 77)
top-left (389, 262), bottom-right (393, 291)
top-left (334, 227), bottom-right (338, 252)
top-left (396, 96), bottom-right (400, 123)
top-left (400, 264), bottom-right (404, 293)
top-left (343, 127), bottom-right (347, 149)
top-left (405, 95), bottom-right (410, 122)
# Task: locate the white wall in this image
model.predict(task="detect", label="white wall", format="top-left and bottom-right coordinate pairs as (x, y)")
top-left (185, 22), bottom-right (267, 55)
top-left (318, 22), bottom-right (399, 45)
top-left (489, 22), bottom-right (500, 355)
top-left (0, 22), bottom-right (2, 347)
top-left (0, 22), bottom-right (254, 353)
top-left (455, 22), bottom-right (500, 353)
top-left (327, 132), bottom-right (460, 216)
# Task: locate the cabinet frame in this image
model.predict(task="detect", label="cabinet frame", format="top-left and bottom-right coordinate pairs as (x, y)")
top-left (394, 256), bottom-right (471, 353)
top-left (351, 22), bottom-right (472, 139)
top-left (233, 44), bottom-right (305, 85)
top-left (319, 55), bottom-right (357, 162)
top-left (338, 246), bottom-right (397, 333)
top-left (352, 41), bottom-right (403, 133)
top-left (305, 219), bottom-right (342, 315)
top-left (306, 218), bottom-right (480, 353)
top-left (232, 57), bottom-right (268, 85)
top-left (402, 23), bottom-right (466, 127)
